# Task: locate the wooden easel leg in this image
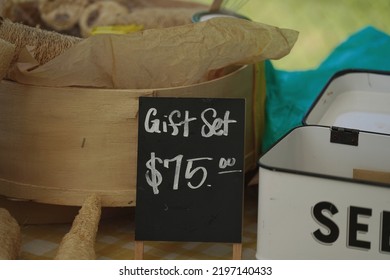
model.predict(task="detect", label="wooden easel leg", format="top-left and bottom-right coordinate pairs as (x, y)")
top-left (134, 241), bottom-right (144, 260)
top-left (232, 243), bottom-right (242, 260)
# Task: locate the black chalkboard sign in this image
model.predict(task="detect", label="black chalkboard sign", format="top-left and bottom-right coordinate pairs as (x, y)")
top-left (135, 97), bottom-right (245, 243)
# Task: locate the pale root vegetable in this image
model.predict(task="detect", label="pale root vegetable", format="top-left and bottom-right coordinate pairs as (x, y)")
top-left (117, 7), bottom-right (201, 30)
top-left (0, 38), bottom-right (15, 80)
top-left (0, 208), bottom-right (21, 260)
top-left (78, 1), bottom-right (129, 37)
top-left (54, 194), bottom-right (101, 260)
top-left (0, 16), bottom-right (82, 64)
top-left (0, 0), bottom-right (13, 18)
top-left (0, 0), bottom-right (42, 27)
top-left (38, 0), bottom-right (89, 31)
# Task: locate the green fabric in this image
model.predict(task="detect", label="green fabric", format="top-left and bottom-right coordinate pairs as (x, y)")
top-left (263, 26), bottom-right (390, 152)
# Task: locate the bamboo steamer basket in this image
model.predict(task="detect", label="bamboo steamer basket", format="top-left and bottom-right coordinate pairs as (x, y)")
top-left (0, 63), bottom-right (265, 212)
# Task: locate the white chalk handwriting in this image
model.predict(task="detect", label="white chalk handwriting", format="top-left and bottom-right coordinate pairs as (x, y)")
top-left (143, 108), bottom-right (237, 138)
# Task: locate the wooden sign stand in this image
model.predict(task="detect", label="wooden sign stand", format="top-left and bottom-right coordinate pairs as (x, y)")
top-left (134, 241), bottom-right (242, 260)
top-left (232, 243), bottom-right (243, 260)
top-left (134, 241), bottom-right (144, 260)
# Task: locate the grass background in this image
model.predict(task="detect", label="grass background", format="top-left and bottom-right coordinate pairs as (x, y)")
top-left (193, 0), bottom-right (390, 70)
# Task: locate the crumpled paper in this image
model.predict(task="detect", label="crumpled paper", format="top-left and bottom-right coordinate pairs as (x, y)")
top-left (9, 17), bottom-right (298, 89)
top-left (0, 38), bottom-right (15, 80)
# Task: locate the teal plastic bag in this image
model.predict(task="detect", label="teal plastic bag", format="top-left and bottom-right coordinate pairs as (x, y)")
top-left (263, 26), bottom-right (390, 152)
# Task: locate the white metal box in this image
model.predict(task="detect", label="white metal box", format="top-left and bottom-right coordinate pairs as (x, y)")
top-left (257, 70), bottom-right (390, 259)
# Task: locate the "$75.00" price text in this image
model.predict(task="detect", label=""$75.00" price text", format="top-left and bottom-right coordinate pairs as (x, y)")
top-left (145, 152), bottom-right (241, 195)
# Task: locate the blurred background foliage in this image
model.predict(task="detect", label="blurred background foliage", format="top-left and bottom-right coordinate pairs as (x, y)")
top-left (193, 0), bottom-right (390, 70)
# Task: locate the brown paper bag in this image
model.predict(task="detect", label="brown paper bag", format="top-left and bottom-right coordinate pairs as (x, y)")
top-left (9, 17), bottom-right (298, 89)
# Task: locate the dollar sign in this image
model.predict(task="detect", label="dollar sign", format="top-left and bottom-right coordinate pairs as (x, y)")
top-left (145, 152), bottom-right (163, 194)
